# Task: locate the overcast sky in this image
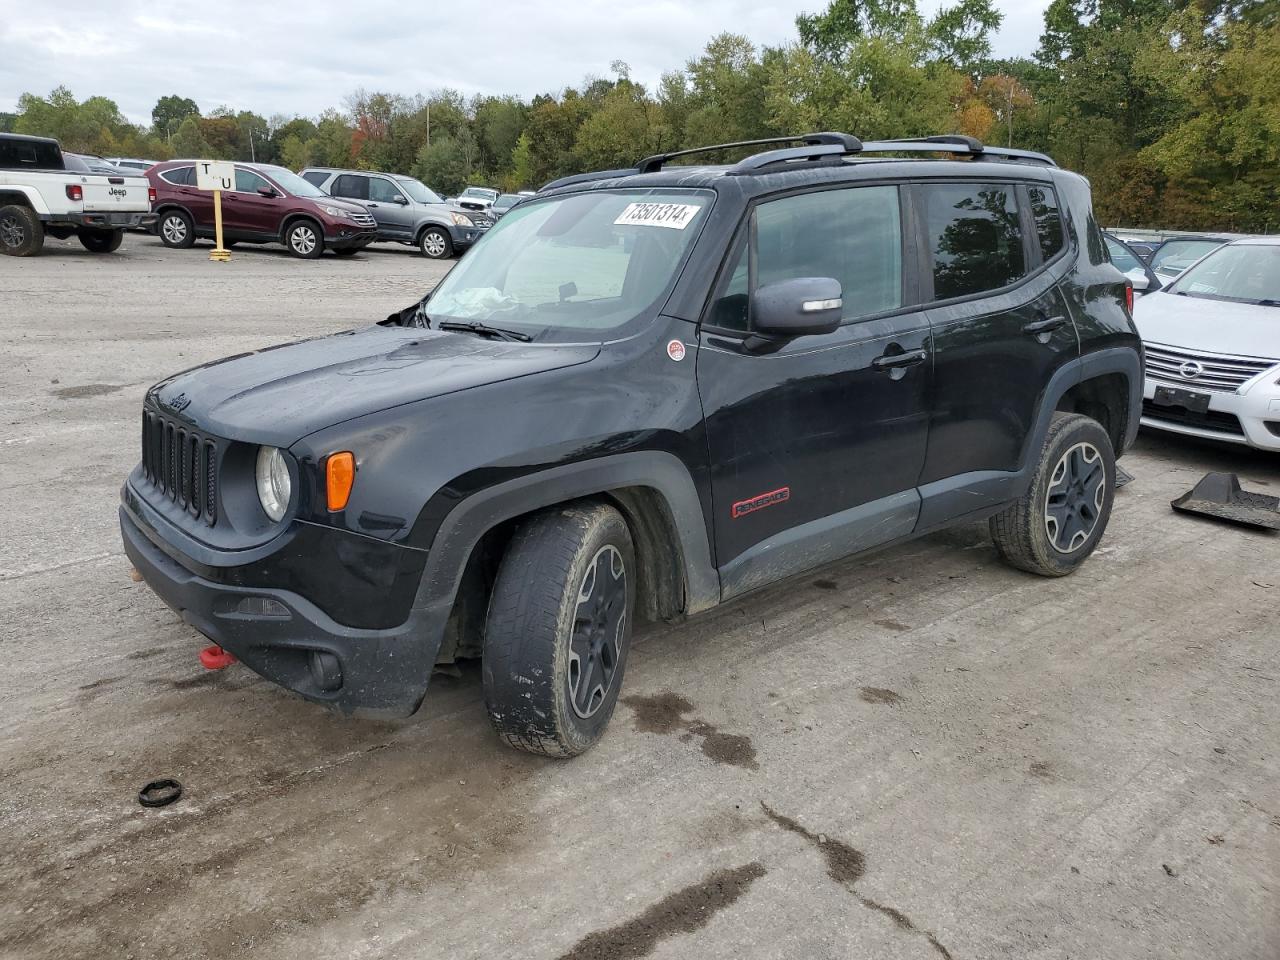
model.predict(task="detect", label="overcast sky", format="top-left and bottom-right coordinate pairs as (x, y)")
top-left (0, 0), bottom-right (1052, 124)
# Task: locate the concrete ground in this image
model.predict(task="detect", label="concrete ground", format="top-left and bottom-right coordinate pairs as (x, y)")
top-left (1, 234), bottom-right (1277, 960)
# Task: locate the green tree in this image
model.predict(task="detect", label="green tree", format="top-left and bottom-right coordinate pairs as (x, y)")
top-left (151, 95), bottom-right (199, 138)
top-left (171, 116), bottom-right (212, 158)
top-left (412, 136), bottom-right (472, 195)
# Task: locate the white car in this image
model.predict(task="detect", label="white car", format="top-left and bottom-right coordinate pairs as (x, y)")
top-left (1133, 237), bottom-right (1280, 451)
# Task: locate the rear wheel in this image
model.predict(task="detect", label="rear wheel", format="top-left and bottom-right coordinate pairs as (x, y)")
top-left (483, 502), bottom-right (635, 757)
top-left (418, 226), bottom-right (452, 259)
top-left (77, 228), bottom-right (124, 253)
top-left (990, 413), bottom-right (1116, 577)
top-left (0, 204), bottom-right (43, 256)
top-left (285, 220), bottom-right (323, 259)
top-left (157, 209), bottom-right (194, 248)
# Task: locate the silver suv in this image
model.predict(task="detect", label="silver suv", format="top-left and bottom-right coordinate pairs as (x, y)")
top-left (299, 168), bottom-right (492, 259)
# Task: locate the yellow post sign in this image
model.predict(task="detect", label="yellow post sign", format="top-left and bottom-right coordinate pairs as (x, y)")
top-left (194, 161), bottom-right (234, 262)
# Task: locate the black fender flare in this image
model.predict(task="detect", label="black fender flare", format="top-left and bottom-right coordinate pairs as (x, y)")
top-left (409, 452), bottom-right (720, 643)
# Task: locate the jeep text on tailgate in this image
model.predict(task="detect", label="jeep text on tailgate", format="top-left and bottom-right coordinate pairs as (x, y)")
top-left (122, 132), bottom-right (1142, 756)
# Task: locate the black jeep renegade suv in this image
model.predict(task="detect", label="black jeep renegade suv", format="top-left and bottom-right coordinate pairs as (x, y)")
top-left (121, 133), bottom-right (1142, 757)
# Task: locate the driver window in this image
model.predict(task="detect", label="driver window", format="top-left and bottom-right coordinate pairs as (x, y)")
top-left (369, 178), bottom-right (405, 204)
top-left (235, 169), bottom-right (270, 194)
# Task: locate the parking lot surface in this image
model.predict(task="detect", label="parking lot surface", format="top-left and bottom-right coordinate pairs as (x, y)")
top-left (2, 235), bottom-right (1278, 960)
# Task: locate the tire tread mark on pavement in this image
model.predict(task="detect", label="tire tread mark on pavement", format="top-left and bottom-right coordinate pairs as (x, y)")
top-left (761, 802), bottom-right (954, 960)
top-left (556, 861), bottom-right (767, 960)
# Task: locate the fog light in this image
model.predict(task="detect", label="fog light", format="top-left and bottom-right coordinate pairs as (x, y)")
top-left (309, 651), bottom-right (343, 692)
top-left (235, 596), bottom-right (290, 618)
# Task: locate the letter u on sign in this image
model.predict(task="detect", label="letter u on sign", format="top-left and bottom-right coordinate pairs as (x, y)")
top-left (195, 160), bottom-right (236, 192)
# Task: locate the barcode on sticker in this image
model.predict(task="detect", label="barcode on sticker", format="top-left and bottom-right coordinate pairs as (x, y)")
top-left (614, 202), bottom-right (702, 230)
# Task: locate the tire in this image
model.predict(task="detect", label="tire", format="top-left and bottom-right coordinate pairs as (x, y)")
top-left (0, 204), bottom-right (44, 256)
top-left (990, 413), bottom-right (1116, 577)
top-left (418, 226), bottom-right (452, 259)
top-left (483, 502), bottom-right (636, 757)
top-left (333, 246), bottom-right (359, 257)
top-left (285, 219), bottom-right (323, 259)
top-left (77, 228), bottom-right (124, 253)
top-left (157, 209), bottom-right (194, 248)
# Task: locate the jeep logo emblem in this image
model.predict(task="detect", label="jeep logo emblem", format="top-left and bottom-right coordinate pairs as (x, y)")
top-left (161, 391), bottom-right (192, 414)
top-left (1179, 361), bottom-right (1203, 379)
top-left (109, 187), bottom-right (128, 198)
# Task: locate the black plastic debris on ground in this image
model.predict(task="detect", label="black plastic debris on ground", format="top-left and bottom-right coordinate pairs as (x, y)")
top-left (1116, 465), bottom-right (1135, 488)
top-left (1171, 472), bottom-right (1280, 531)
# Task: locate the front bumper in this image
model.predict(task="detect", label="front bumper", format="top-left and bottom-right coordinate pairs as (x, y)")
top-left (1142, 376), bottom-right (1280, 451)
top-left (47, 211), bottom-right (157, 229)
top-left (121, 505), bottom-right (445, 717)
top-left (326, 225), bottom-right (377, 248)
top-left (448, 223), bottom-right (490, 250)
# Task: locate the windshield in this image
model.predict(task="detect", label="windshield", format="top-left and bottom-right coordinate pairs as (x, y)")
top-left (396, 177), bottom-right (442, 204)
top-left (426, 189), bottom-right (713, 340)
top-left (494, 194), bottom-right (521, 210)
top-left (1152, 239), bottom-right (1223, 276)
top-left (1171, 243), bottom-right (1280, 305)
top-left (261, 165), bottom-right (327, 198)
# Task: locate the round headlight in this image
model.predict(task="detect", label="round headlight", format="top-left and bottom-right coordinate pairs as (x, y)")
top-left (255, 445), bottom-right (291, 522)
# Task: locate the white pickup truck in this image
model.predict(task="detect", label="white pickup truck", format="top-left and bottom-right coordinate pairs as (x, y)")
top-left (0, 132), bottom-right (156, 256)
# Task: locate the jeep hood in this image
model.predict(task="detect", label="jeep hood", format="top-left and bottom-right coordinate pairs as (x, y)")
top-left (147, 325), bottom-right (599, 446)
top-left (1134, 291), bottom-right (1280, 360)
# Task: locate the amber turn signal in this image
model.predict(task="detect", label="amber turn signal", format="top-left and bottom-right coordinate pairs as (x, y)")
top-left (326, 451), bottom-right (355, 511)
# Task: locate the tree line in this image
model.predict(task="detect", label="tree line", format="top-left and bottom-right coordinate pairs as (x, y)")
top-left (4, 0), bottom-right (1276, 231)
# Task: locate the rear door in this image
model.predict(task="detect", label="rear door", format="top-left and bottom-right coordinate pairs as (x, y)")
top-left (697, 183), bottom-right (932, 598)
top-left (158, 164), bottom-right (214, 228)
top-left (914, 179), bottom-right (1079, 526)
top-left (221, 167), bottom-right (281, 238)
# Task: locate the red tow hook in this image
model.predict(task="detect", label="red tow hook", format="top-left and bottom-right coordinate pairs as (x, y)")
top-left (198, 644), bottom-right (237, 670)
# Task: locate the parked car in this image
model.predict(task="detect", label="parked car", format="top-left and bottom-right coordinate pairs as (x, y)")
top-left (1104, 233), bottom-right (1161, 295)
top-left (490, 193), bottom-right (525, 219)
top-left (1133, 237), bottom-right (1280, 451)
top-left (121, 132), bottom-right (1140, 757)
top-left (300, 167), bottom-right (491, 259)
top-left (105, 158), bottom-right (159, 174)
top-left (149, 161), bottom-right (376, 258)
top-left (452, 186), bottom-right (499, 211)
top-left (1149, 235), bottom-right (1232, 279)
top-left (0, 132), bottom-right (155, 256)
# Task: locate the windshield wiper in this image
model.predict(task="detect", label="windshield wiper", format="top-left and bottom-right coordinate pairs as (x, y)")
top-left (437, 320), bottom-right (532, 342)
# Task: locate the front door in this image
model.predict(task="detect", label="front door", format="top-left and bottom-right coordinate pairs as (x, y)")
top-left (697, 184), bottom-right (932, 599)
top-left (913, 180), bottom-right (1079, 526)
top-left (366, 176), bottom-right (415, 239)
top-left (221, 167), bottom-right (282, 239)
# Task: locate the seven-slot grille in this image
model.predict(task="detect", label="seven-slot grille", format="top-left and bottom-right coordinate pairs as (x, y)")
top-left (350, 212), bottom-right (376, 228)
top-left (141, 410), bottom-right (217, 525)
top-left (1144, 343), bottom-right (1278, 393)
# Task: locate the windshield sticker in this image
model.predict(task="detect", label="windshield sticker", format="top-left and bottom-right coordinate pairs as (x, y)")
top-left (614, 202), bottom-right (702, 230)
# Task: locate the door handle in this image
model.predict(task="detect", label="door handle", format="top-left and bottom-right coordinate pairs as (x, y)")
top-left (872, 348), bottom-right (928, 371)
top-left (367, 202), bottom-right (380, 208)
top-left (1023, 315), bottom-right (1067, 335)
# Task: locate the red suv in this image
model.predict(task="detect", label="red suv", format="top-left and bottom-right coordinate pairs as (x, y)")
top-left (148, 161), bottom-right (377, 258)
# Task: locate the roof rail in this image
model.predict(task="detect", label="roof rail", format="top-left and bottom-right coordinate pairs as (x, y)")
top-left (538, 167), bottom-right (640, 192)
top-left (857, 136), bottom-right (1057, 167)
top-left (637, 132), bottom-right (861, 175)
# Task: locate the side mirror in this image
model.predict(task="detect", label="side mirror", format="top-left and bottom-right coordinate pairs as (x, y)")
top-left (257, 186), bottom-right (278, 198)
top-left (1126, 269), bottom-right (1151, 292)
top-left (394, 195), bottom-right (409, 205)
top-left (752, 277), bottom-right (843, 338)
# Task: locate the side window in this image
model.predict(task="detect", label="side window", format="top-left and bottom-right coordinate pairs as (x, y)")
top-left (368, 178), bottom-right (405, 203)
top-left (1028, 186), bottom-right (1065, 261)
top-left (332, 174), bottom-right (368, 201)
top-left (924, 183), bottom-right (1026, 300)
top-left (161, 165), bottom-right (194, 186)
top-left (235, 168), bottom-right (270, 194)
top-left (301, 171), bottom-right (329, 188)
top-left (755, 186), bottom-right (902, 323)
top-left (1104, 237), bottom-right (1142, 273)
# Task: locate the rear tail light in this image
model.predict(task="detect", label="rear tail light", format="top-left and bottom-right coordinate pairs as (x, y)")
top-left (1124, 282), bottom-right (1134, 315)
top-left (65, 184), bottom-right (83, 201)
top-left (148, 187), bottom-right (157, 203)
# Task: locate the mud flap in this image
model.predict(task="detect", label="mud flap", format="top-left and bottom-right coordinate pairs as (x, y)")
top-left (1171, 472), bottom-right (1280, 531)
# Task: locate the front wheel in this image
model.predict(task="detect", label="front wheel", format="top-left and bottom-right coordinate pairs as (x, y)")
top-left (285, 220), bottom-right (323, 259)
top-left (0, 204), bottom-right (44, 256)
top-left (990, 413), bottom-right (1116, 577)
top-left (483, 503), bottom-right (636, 757)
top-left (78, 228), bottom-right (124, 253)
top-left (418, 226), bottom-right (452, 259)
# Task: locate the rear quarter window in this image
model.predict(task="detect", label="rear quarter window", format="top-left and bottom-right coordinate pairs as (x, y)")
top-left (923, 182), bottom-right (1026, 300)
top-left (1028, 186), bottom-right (1065, 261)
top-left (159, 166), bottom-right (194, 186)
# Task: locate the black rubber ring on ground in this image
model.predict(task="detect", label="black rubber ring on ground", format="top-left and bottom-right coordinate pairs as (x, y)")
top-left (138, 779), bottom-right (183, 808)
